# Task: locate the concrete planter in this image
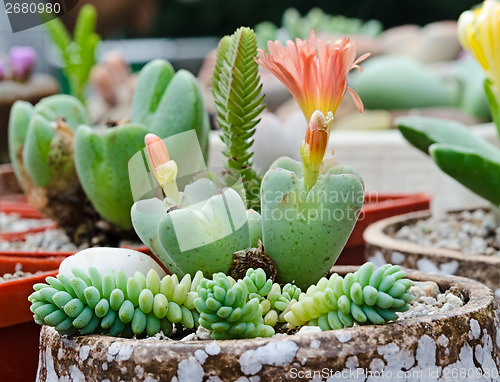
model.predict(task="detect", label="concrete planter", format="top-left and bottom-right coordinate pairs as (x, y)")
top-left (37, 267), bottom-right (500, 381)
top-left (364, 210), bottom-right (500, 300)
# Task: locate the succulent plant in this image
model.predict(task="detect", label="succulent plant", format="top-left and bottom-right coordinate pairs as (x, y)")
top-left (254, 7), bottom-right (382, 50)
top-left (397, 2), bottom-right (500, 211)
top-left (132, 135), bottom-right (251, 277)
top-left (9, 59), bottom-right (209, 245)
top-left (398, 116), bottom-right (500, 207)
top-left (194, 271), bottom-right (275, 339)
top-left (29, 267), bottom-right (203, 338)
top-left (254, 33), bottom-right (368, 289)
top-left (260, 157), bottom-right (364, 289)
top-left (212, 27), bottom-right (265, 211)
top-left (44, 4), bottom-right (100, 102)
top-left (284, 262), bottom-right (413, 330)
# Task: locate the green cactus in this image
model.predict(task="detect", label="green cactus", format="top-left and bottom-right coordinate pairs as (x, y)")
top-left (261, 157), bottom-right (365, 289)
top-left (398, 116), bottom-right (500, 206)
top-left (44, 4), bottom-right (100, 102)
top-left (9, 59), bottom-right (209, 244)
top-left (284, 263), bottom-right (413, 330)
top-left (29, 267), bottom-right (202, 337)
top-left (194, 272), bottom-right (275, 339)
top-left (132, 179), bottom-right (251, 278)
top-left (212, 27), bottom-right (265, 212)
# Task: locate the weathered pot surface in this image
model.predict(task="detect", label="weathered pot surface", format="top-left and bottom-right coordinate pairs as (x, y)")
top-left (364, 210), bottom-right (500, 300)
top-left (37, 267), bottom-right (500, 382)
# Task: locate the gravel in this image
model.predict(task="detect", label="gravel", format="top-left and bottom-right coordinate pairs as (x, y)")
top-left (395, 208), bottom-right (500, 256)
top-left (397, 281), bottom-right (464, 320)
top-left (0, 263), bottom-right (43, 283)
top-left (0, 212), bottom-right (53, 233)
top-left (0, 228), bottom-right (78, 252)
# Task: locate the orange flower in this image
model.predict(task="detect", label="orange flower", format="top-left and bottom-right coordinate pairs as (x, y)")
top-left (145, 133), bottom-right (179, 200)
top-left (255, 31), bottom-right (369, 126)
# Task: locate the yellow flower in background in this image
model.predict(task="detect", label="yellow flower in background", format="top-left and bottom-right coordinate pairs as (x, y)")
top-left (458, 0), bottom-right (500, 99)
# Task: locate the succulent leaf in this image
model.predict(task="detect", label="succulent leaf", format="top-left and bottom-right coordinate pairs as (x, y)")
top-left (284, 263), bottom-right (413, 330)
top-left (29, 269), bottom-right (203, 338)
top-left (212, 27), bottom-right (265, 211)
top-left (194, 272), bottom-right (274, 339)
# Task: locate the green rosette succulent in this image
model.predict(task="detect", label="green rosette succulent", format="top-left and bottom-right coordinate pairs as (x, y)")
top-left (9, 59), bottom-right (209, 244)
top-left (284, 263), bottom-right (413, 330)
top-left (194, 271), bottom-right (275, 339)
top-left (29, 267), bottom-right (203, 337)
top-left (131, 178), bottom-right (251, 278)
top-left (261, 157), bottom-right (365, 289)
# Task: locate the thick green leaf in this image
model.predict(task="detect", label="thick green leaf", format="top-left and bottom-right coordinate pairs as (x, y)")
top-left (430, 143), bottom-right (500, 206)
top-left (8, 101), bottom-right (34, 185)
top-left (23, 116), bottom-right (55, 187)
top-left (35, 95), bottom-right (90, 131)
top-left (74, 124), bottom-right (149, 228)
top-left (131, 59), bottom-right (175, 125)
top-left (397, 116), bottom-right (500, 163)
top-left (149, 70), bottom-right (208, 160)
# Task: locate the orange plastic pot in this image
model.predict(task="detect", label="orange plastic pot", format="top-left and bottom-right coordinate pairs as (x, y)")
top-left (336, 192), bottom-right (431, 265)
top-left (0, 256), bottom-right (65, 382)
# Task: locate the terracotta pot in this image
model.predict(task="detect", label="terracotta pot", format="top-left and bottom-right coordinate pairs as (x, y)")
top-left (0, 259), bottom-right (63, 382)
top-left (37, 267), bottom-right (500, 381)
top-left (364, 210), bottom-right (500, 300)
top-left (336, 193), bottom-right (431, 266)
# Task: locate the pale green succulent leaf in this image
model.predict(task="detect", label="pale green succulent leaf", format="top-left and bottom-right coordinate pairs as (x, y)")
top-left (74, 123), bottom-right (149, 228)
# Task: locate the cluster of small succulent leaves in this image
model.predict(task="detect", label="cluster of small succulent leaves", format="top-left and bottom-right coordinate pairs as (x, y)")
top-left (194, 269), bottom-right (275, 339)
top-left (211, 26), bottom-right (265, 212)
top-left (29, 268), bottom-right (202, 338)
top-left (30, 263), bottom-right (412, 339)
top-left (284, 263), bottom-right (413, 330)
top-left (44, 4), bottom-right (100, 102)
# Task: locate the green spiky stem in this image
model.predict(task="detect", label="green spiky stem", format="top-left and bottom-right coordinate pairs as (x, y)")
top-left (284, 262), bottom-right (413, 330)
top-left (29, 268), bottom-right (203, 337)
top-left (212, 27), bottom-right (265, 212)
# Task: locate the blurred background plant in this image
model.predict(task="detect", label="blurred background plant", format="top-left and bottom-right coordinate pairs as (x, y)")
top-left (44, 4), bottom-right (100, 103)
top-left (398, 0), bottom-right (500, 211)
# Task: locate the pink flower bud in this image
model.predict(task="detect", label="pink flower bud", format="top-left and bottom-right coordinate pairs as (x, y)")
top-left (9, 46), bottom-right (37, 81)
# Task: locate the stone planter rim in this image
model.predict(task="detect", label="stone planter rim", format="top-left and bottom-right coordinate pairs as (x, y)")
top-left (363, 209), bottom-right (500, 266)
top-left (37, 266), bottom-right (500, 382)
top-left (41, 266), bottom-right (494, 346)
